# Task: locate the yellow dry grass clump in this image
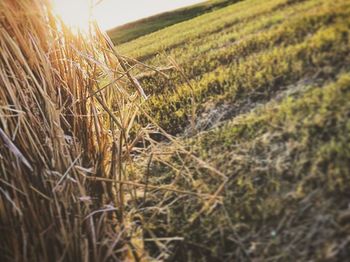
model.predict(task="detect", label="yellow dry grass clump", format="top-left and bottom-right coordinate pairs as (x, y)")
top-left (0, 0), bottom-right (145, 260)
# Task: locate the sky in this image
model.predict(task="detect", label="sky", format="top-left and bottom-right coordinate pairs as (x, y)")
top-left (52, 0), bottom-right (205, 32)
top-left (94, 0), bottom-right (205, 30)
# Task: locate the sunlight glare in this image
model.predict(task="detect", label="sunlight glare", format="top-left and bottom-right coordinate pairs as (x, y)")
top-left (52, 0), bottom-right (205, 32)
top-left (52, 0), bottom-right (92, 33)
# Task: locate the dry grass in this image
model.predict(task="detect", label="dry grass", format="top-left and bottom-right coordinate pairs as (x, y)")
top-left (0, 2), bottom-right (221, 261)
top-left (3, 0), bottom-right (349, 261)
top-left (0, 0), bottom-right (149, 260)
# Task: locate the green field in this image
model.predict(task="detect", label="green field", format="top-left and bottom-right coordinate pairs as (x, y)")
top-left (107, 0), bottom-right (240, 45)
top-left (117, 0), bottom-right (350, 260)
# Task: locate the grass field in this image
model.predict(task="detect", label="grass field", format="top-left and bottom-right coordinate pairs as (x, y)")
top-left (2, 0), bottom-right (350, 261)
top-left (115, 0), bottom-right (350, 260)
top-left (107, 0), bottom-right (240, 45)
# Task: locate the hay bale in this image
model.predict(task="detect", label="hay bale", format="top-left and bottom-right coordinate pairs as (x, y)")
top-left (0, 0), bottom-right (143, 260)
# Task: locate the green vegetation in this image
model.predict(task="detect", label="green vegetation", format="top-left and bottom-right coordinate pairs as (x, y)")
top-left (121, 0), bottom-right (350, 134)
top-left (116, 0), bottom-right (350, 260)
top-left (107, 0), bottom-right (240, 45)
top-left (145, 72), bottom-right (350, 261)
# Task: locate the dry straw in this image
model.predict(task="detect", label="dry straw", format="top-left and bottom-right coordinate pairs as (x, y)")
top-left (0, 0), bottom-right (146, 260)
top-left (0, 1), bottom-right (227, 261)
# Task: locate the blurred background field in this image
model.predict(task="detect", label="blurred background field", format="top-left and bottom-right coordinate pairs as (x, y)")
top-left (113, 0), bottom-right (350, 260)
top-left (107, 0), bottom-right (241, 45)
